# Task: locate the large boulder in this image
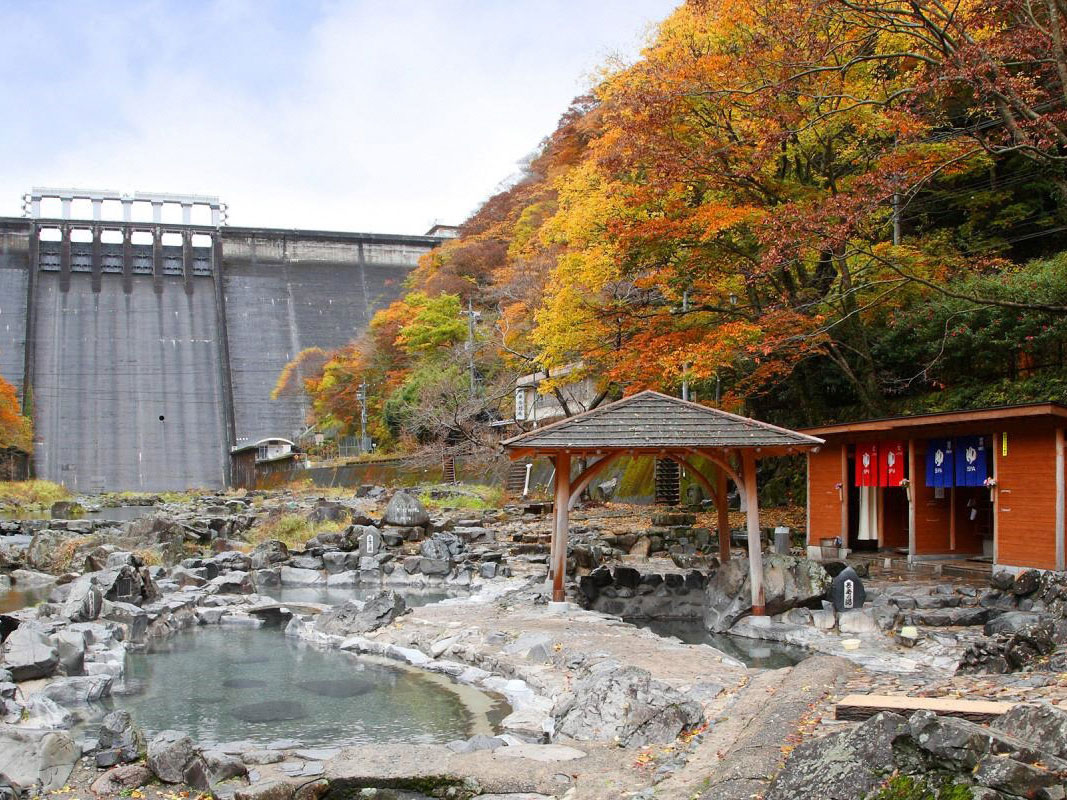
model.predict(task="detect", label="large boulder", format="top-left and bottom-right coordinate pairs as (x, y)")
top-left (38, 675), bottom-right (112, 705)
top-left (1, 625), bottom-right (59, 681)
top-left (250, 540), bottom-right (289, 571)
top-left (704, 555), bottom-right (830, 632)
top-left (90, 764), bottom-right (152, 797)
top-left (97, 710), bottom-right (144, 766)
top-left (765, 712), bottom-right (906, 800)
top-left (146, 730), bottom-right (197, 783)
top-left (767, 708), bottom-right (1067, 800)
top-left (314, 591), bottom-right (407, 637)
top-left (62, 577), bottom-right (104, 622)
top-left (383, 491), bottom-right (429, 528)
top-left (0, 728), bottom-right (81, 794)
top-left (420, 532), bottom-right (464, 561)
top-left (308, 502), bottom-right (349, 524)
top-left (553, 662), bottom-right (703, 746)
top-left (279, 567), bottom-right (325, 586)
top-left (992, 702), bottom-right (1067, 760)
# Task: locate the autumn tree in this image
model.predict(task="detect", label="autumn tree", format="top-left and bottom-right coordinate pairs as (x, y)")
top-left (0, 375), bottom-right (32, 453)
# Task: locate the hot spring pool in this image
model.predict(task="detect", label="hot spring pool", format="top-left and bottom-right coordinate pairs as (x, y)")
top-left (96, 626), bottom-right (508, 747)
top-left (630, 618), bottom-right (810, 669)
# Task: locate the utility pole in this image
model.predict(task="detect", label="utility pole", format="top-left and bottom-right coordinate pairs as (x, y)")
top-left (357, 382), bottom-right (369, 452)
top-left (462, 298), bottom-right (481, 397)
top-left (681, 290), bottom-right (690, 402)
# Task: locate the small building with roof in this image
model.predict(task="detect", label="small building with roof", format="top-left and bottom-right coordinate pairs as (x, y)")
top-left (503, 390), bottom-right (823, 610)
top-left (230, 437), bottom-right (298, 489)
top-left (802, 403), bottom-right (1067, 572)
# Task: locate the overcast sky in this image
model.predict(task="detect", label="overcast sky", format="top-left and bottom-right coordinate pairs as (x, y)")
top-left (0, 1), bottom-right (677, 234)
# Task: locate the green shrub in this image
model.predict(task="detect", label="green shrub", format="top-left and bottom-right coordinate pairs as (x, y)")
top-left (868, 774), bottom-right (973, 800)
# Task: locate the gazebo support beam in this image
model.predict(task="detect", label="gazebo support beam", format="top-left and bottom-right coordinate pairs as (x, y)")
top-left (551, 451), bottom-right (571, 603)
top-left (716, 466), bottom-right (730, 563)
top-left (742, 450), bottom-right (765, 615)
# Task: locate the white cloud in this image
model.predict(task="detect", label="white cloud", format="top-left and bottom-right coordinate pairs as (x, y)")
top-left (0, 0), bottom-right (677, 234)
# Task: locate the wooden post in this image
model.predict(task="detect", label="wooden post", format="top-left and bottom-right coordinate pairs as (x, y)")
top-left (716, 465), bottom-right (730, 562)
top-left (551, 452), bottom-right (571, 603)
top-left (993, 433), bottom-right (1000, 565)
top-left (840, 444), bottom-right (849, 538)
top-left (742, 450), bottom-right (765, 615)
top-left (1056, 428), bottom-right (1065, 571)
top-left (908, 439), bottom-right (917, 560)
top-left (877, 486), bottom-right (885, 548)
top-left (949, 486), bottom-right (956, 552)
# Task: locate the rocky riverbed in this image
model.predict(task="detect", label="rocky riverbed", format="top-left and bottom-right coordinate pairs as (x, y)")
top-left (3, 490), bottom-right (1067, 799)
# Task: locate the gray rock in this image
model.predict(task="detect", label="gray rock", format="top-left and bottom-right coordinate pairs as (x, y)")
top-left (53, 629), bottom-right (87, 675)
top-left (98, 709), bottom-right (144, 763)
top-left (313, 591), bottom-right (407, 636)
top-left (420, 532), bottom-right (464, 561)
top-left (479, 562), bottom-right (498, 579)
top-left (419, 558), bottom-right (451, 576)
top-left (1, 625), bottom-right (59, 680)
top-left (984, 610), bottom-right (1045, 636)
top-left (250, 540), bottom-right (289, 571)
top-left (9, 568), bottom-right (57, 588)
top-left (37, 732), bottom-right (81, 791)
top-left (147, 729), bottom-right (197, 783)
top-left (838, 608), bottom-right (880, 635)
top-left (38, 675), bottom-right (112, 705)
top-left (103, 600), bottom-right (149, 642)
top-left (235, 779), bottom-right (298, 800)
top-left (446, 734), bottom-right (506, 753)
top-left (0, 729), bottom-right (81, 793)
top-left (871, 604), bottom-right (901, 631)
top-left (383, 491), bottom-right (429, 527)
top-left (308, 501), bottom-right (349, 524)
top-left (553, 663), bottom-right (702, 746)
top-left (202, 749), bottom-right (247, 783)
top-left (207, 570), bottom-right (254, 594)
top-left (289, 555), bottom-right (323, 571)
top-left (89, 764), bottom-right (152, 796)
top-left (1013, 569), bottom-right (1041, 595)
top-left (992, 702), bottom-right (1067, 760)
top-left (765, 712), bottom-right (906, 800)
top-left (279, 567), bottom-right (324, 586)
top-left (322, 551), bottom-right (359, 574)
top-left (906, 606), bottom-right (990, 627)
top-left (705, 555), bottom-right (830, 632)
top-left (325, 570), bottom-right (359, 587)
top-left (62, 578), bottom-right (104, 622)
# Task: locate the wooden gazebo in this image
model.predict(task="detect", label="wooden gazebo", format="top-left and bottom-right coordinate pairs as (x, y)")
top-left (502, 390), bottom-right (824, 611)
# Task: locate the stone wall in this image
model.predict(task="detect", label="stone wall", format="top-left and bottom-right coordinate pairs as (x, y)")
top-left (577, 566), bottom-right (709, 619)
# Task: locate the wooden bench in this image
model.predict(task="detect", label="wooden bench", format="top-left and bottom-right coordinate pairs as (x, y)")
top-left (834, 694), bottom-right (1016, 723)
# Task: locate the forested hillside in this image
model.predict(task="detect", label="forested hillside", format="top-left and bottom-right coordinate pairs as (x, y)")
top-left (279, 0), bottom-right (1067, 454)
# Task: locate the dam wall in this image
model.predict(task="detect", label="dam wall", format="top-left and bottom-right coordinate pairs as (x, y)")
top-left (3, 216), bottom-right (439, 491)
top-left (221, 229), bottom-right (427, 448)
top-left (0, 223), bottom-right (30, 396)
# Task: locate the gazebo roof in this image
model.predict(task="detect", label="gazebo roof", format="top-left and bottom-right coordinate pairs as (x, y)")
top-left (502, 390), bottom-right (823, 455)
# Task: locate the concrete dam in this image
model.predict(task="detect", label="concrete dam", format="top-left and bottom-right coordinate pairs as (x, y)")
top-left (0, 189), bottom-right (445, 492)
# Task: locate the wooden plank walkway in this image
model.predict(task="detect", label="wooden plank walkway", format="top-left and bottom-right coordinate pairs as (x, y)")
top-left (834, 694), bottom-right (1016, 723)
